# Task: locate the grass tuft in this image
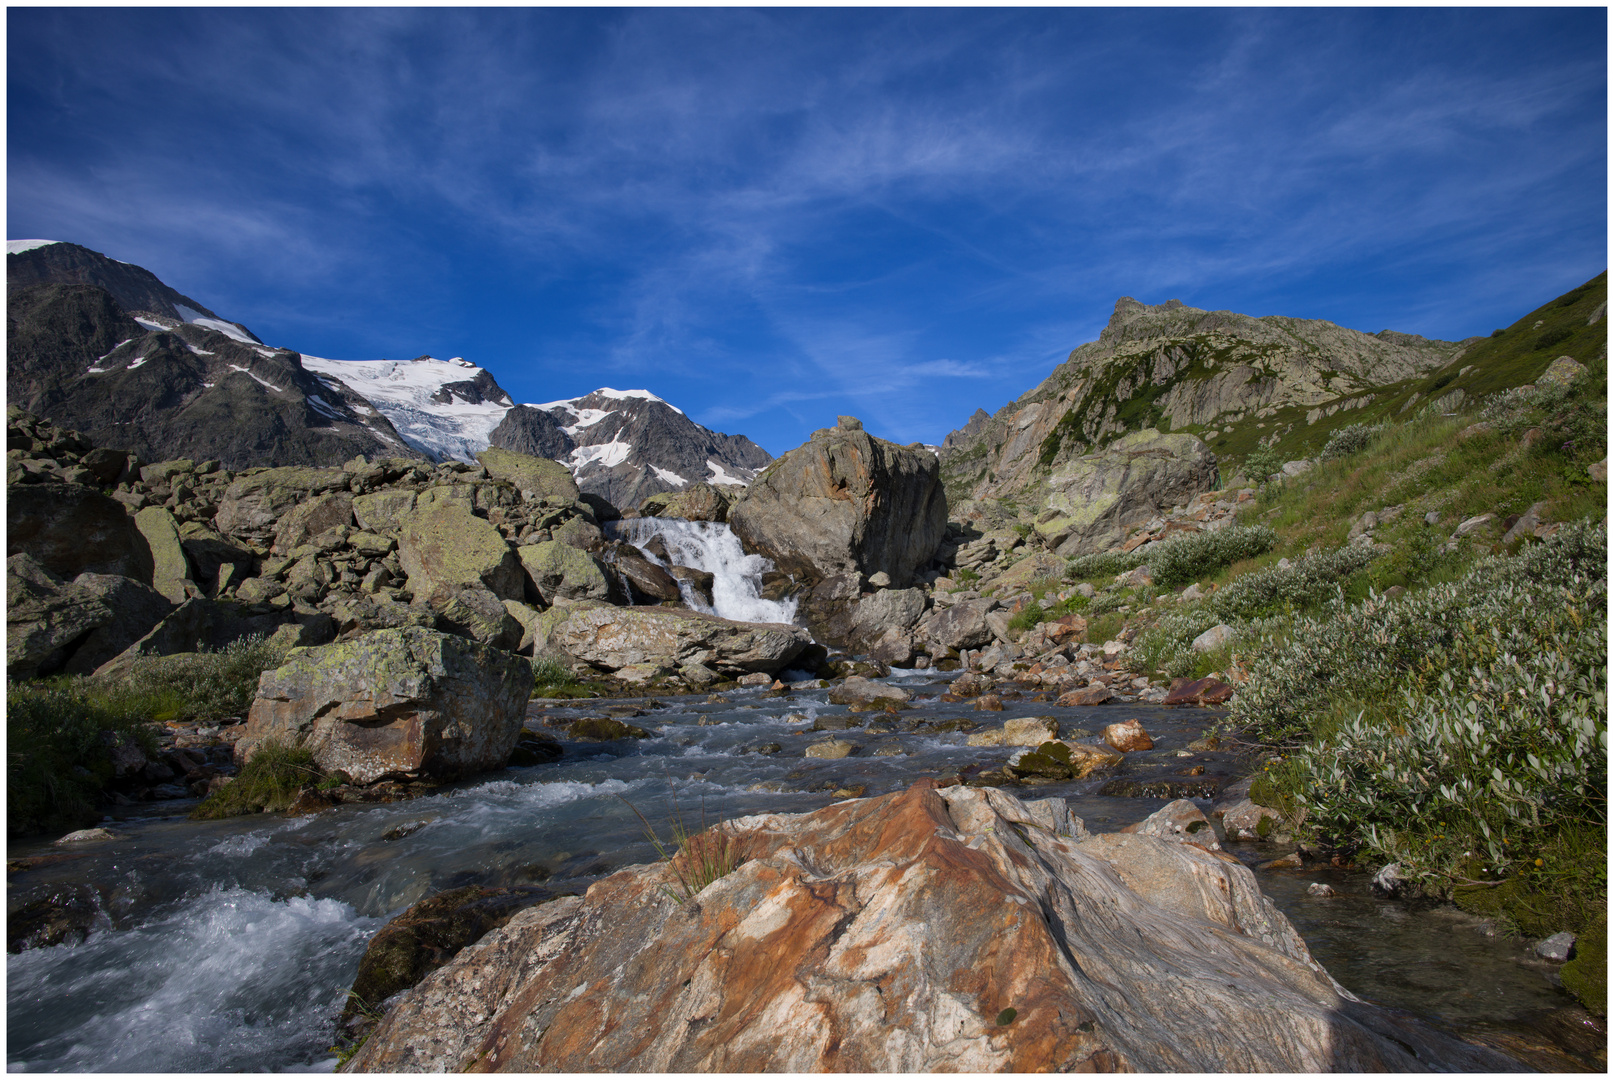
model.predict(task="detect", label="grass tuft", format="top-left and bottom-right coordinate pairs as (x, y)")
top-left (620, 793), bottom-right (756, 904)
top-left (190, 740), bottom-right (325, 820)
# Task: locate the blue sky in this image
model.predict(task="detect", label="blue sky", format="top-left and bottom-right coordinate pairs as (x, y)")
top-left (7, 7), bottom-right (1606, 456)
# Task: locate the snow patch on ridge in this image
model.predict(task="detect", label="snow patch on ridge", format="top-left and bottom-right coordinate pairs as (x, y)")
top-left (7, 239), bottom-right (61, 255)
top-left (651, 466), bottom-right (688, 487)
top-left (707, 460), bottom-right (751, 487)
top-left (175, 304), bottom-right (260, 345)
top-left (229, 365), bottom-right (284, 393)
top-left (571, 439), bottom-right (633, 469)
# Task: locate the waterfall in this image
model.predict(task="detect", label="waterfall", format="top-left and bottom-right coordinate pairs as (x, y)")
top-left (609, 518), bottom-right (799, 625)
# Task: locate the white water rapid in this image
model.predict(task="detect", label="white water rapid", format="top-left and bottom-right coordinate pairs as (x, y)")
top-left (610, 518), bottom-right (799, 625)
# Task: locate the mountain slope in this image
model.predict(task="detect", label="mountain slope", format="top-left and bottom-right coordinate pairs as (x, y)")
top-left (297, 354), bottom-right (516, 463)
top-left (940, 296), bottom-right (1469, 510)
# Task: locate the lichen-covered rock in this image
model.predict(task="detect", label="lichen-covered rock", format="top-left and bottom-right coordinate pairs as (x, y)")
top-left (728, 421), bottom-right (947, 588)
top-left (212, 466), bottom-right (348, 543)
top-left (826, 676), bottom-right (911, 708)
top-left (272, 491), bottom-right (355, 555)
top-left (432, 587), bottom-right (522, 650)
top-left (92, 597), bottom-right (299, 677)
top-left (475, 448), bottom-right (579, 503)
top-left (966, 715), bottom-right (1059, 748)
top-left (517, 541), bottom-right (613, 604)
top-left (926, 596), bottom-right (999, 651)
top-left (133, 506), bottom-right (196, 603)
top-left (234, 627), bottom-right (532, 785)
top-left (346, 782), bottom-right (1515, 1073)
top-left (352, 489), bottom-right (419, 533)
top-left (638, 483), bottom-right (733, 523)
top-left (398, 499), bottom-right (523, 603)
top-left (1034, 430), bottom-right (1218, 556)
top-left (551, 605), bottom-right (808, 677)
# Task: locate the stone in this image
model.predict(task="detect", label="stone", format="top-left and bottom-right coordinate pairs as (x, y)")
top-left (7, 884), bottom-right (106, 954)
top-left (1534, 932), bottom-right (1576, 962)
top-left (343, 884), bottom-right (556, 1022)
top-left (399, 500), bottom-right (524, 603)
top-left (271, 491), bottom-right (355, 555)
top-left (133, 506), bottom-right (196, 603)
top-left (1122, 800), bottom-right (1219, 849)
top-left (966, 716), bottom-right (1060, 748)
top-left (1369, 862), bottom-right (1420, 900)
top-left (1218, 799), bottom-right (1286, 842)
top-left (433, 587), bottom-right (522, 650)
top-left (566, 717), bottom-right (651, 741)
top-left (1104, 719), bottom-right (1154, 752)
top-left (1033, 430), bottom-right (1219, 556)
top-left (7, 482), bottom-right (155, 583)
top-left (1451, 513), bottom-right (1494, 539)
top-left (805, 739), bottom-right (857, 759)
top-left (53, 827), bottom-right (120, 844)
top-left (949, 672), bottom-right (993, 698)
top-left (1261, 852), bottom-right (1304, 869)
top-left (728, 423), bottom-right (948, 588)
top-left (347, 782), bottom-right (1518, 1072)
top-left (1056, 685), bottom-right (1114, 707)
top-left (925, 597), bottom-right (999, 652)
top-left (1501, 501), bottom-right (1549, 546)
top-left (1538, 356), bottom-right (1587, 388)
top-left (502, 600), bottom-right (546, 654)
top-left (234, 627), bottom-right (532, 785)
top-left (607, 548), bottom-right (682, 603)
top-left (866, 626), bottom-right (917, 666)
top-left (1191, 623), bottom-right (1236, 653)
top-left (518, 541), bottom-right (614, 604)
top-left (213, 467), bottom-right (347, 543)
top-left (1163, 676), bottom-right (1236, 707)
top-left (1307, 883), bottom-right (1336, 898)
top-left (353, 489), bottom-right (420, 533)
top-left (91, 597), bottom-right (294, 677)
top-left (848, 587), bottom-right (926, 649)
top-left (59, 573), bottom-right (176, 675)
top-left (6, 554), bottom-right (116, 678)
top-left (638, 483), bottom-right (733, 523)
top-left (551, 605), bottom-right (810, 677)
top-left (975, 694), bottom-right (1005, 712)
top-left (475, 448), bottom-right (580, 502)
top-left (827, 676), bottom-right (911, 708)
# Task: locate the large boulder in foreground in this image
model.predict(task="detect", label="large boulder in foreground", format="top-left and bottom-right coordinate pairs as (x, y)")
top-left (728, 418), bottom-right (947, 588)
top-left (1033, 428), bottom-right (1217, 556)
top-left (346, 782), bottom-right (1516, 1073)
top-left (7, 483), bottom-right (156, 583)
top-left (550, 605), bottom-right (809, 677)
top-left (235, 627), bottom-right (531, 785)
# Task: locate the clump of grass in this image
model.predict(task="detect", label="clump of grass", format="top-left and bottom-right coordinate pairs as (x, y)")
top-left (190, 740), bottom-right (325, 820)
top-left (7, 680), bottom-right (164, 836)
top-left (1320, 421), bottom-right (1387, 462)
top-left (120, 635), bottom-right (288, 723)
top-left (620, 794), bottom-right (756, 904)
top-left (1007, 600), bottom-right (1046, 633)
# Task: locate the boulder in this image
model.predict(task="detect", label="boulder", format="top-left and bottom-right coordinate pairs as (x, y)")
top-left (272, 491), bottom-right (355, 555)
top-left (432, 587), bottom-right (522, 650)
top-left (826, 676), bottom-right (911, 708)
top-left (398, 499), bottom-right (524, 603)
top-left (352, 489), bottom-right (419, 533)
top-left (1007, 740), bottom-right (1122, 780)
top-left (213, 466), bottom-right (347, 543)
top-left (346, 782), bottom-right (1513, 1073)
top-left (966, 715), bottom-right (1059, 748)
top-left (1191, 623), bottom-right (1236, 653)
top-left (605, 548), bottom-right (682, 603)
top-left (59, 573), bottom-right (176, 675)
top-left (728, 422), bottom-right (947, 588)
top-left (1033, 430), bottom-right (1218, 557)
top-left (6, 554), bottom-right (115, 678)
top-left (550, 606), bottom-right (809, 677)
top-left (474, 448), bottom-right (580, 503)
top-left (639, 483), bottom-right (733, 523)
top-left (1056, 685), bottom-right (1114, 707)
top-left (91, 598), bottom-right (299, 678)
top-left (1538, 356), bottom-right (1587, 388)
top-left (1123, 799), bottom-right (1219, 849)
top-left (7, 483), bottom-right (155, 583)
top-left (848, 587), bottom-right (926, 650)
top-left (1104, 719), bottom-right (1154, 752)
top-left (926, 597), bottom-right (999, 652)
top-left (235, 627), bottom-right (532, 785)
top-left (517, 541), bottom-right (614, 604)
top-left (1163, 676), bottom-right (1236, 707)
top-left (133, 506), bottom-right (197, 603)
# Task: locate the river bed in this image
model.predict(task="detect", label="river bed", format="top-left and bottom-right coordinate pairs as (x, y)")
top-left (6, 671), bottom-right (1595, 1071)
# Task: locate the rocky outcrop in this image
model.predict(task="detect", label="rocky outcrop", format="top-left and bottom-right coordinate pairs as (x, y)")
top-left (638, 482), bottom-right (733, 523)
top-left (396, 495), bottom-right (524, 604)
top-left (474, 448), bottom-right (579, 503)
top-left (1033, 429), bottom-right (1219, 556)
top-left (548, 605), bottom-right (809, 678)
top-left (8, 482), bottom-right (156, 582)
top-left (728, 417), bottom-right (948, 588)
top-left (346, 781), bottom-right (1516, 1073)
top-left (234, 627), bottom-right (532, 785)
top-left (6, 555), bottom-right (116, 679)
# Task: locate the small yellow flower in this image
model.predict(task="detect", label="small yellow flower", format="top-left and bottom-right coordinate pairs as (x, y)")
top-left (1534, 858), bottom-right (1545, 867)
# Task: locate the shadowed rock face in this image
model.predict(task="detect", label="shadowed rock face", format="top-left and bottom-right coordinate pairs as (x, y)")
top-left (728, 421), bottom-right (948, 588)
top-left (345, 782), bottom-right (1521, 1074)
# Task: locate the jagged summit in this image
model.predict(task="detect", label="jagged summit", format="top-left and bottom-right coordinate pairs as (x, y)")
top-left (491, 387), bottom-right (770, 509)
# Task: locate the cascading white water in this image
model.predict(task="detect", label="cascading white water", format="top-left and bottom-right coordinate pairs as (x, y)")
top-left (611, 518), bottom-right (798, 625)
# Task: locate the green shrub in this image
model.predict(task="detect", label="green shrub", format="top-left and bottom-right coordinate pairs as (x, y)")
top-left (1145, 525), bottom-right (1278, 589)
top-left (1008, 600), bottom-right (1046, 633)
top-left (1320, 422), bottom-right (1387, 462)
top-left (120, 635), bottom-right (288, 723)
top-left (1241, 445), bottom-right (1285, 483)
top-left (191, 740), bottom-right (324, 820)
top-left (1065, 550), bottom-right (1145, 582)
top-left (7, 681), bottom-right (163, 836)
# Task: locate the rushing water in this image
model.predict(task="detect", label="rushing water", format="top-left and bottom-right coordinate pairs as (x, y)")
top-left (607, 517), bottom-right (798, 624)
top-left (6, 674), bottom-right (1592, 1072)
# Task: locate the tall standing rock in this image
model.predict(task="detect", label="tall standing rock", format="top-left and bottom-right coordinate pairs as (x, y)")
top-left (235, 627), bottom-right (532, 785)
top-left (728, 417), bottom-right (947, 588)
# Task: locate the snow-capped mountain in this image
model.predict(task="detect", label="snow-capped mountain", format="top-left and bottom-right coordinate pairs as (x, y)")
top-left (7, 240), bottom-right (772, 507)
top-left (298, 354), bottom-right (515, 464)
top-left (490, 388), bottom-right (770, 508)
